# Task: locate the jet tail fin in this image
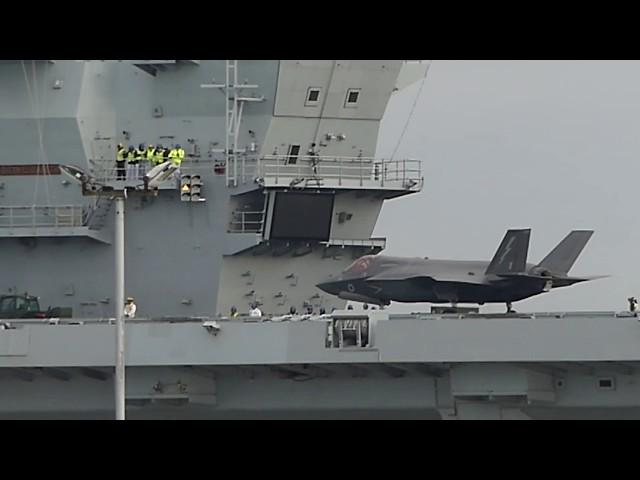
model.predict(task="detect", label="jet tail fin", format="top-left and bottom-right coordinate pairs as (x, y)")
top-left (537, 230), bottom-right (594, 275)
top-left (485, 229), bottom-right (531, 275)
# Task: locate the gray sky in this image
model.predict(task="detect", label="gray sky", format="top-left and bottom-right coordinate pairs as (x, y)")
top-left (374, 60), bottom-right (640, 313)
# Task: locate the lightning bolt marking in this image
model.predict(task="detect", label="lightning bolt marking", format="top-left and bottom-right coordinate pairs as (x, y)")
top-left (498, 236), bottom-right (516, 266)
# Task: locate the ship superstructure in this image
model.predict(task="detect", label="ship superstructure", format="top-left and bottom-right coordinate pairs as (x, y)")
top-left (0, 60), bottom-right (423, 318)
top-left (3, 60), bottom-right (637, 420)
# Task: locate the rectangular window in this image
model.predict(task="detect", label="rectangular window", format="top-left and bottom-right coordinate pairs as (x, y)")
top-left (286, 145), bottom-right (300, 165)
top-left (597, 377), bottom-right (615, 390)
top-left (270, 192), bottom-right (334, 241)
top-left (345, 88), bottom-right (360, 107)
top-left (0, 297), bottom-right (15, 313)
top-left (305, 87), bottom-right (321, 106)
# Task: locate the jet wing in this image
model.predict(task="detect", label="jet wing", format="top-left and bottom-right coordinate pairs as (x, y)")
top-left (491, 272), bottom-right (609, 288)
top-left (493, 273), bottom-right (609, 281)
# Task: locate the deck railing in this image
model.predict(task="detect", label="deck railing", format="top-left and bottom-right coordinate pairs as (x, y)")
top-left (228, 210), bottom-right (265, 233)
top-left (87, 156), bottom-right (423, 190)
top-left (245, 155), bottom-right (422, 188)
top-left (0, 205), bottom-right (86, 228)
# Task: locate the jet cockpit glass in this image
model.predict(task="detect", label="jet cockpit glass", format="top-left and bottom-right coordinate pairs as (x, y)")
top-left (343, 255), bottom-right (376, 276)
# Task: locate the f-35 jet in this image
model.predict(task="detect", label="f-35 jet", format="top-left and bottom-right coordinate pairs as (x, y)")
top-left (316, 229), bottom-right (607, 311)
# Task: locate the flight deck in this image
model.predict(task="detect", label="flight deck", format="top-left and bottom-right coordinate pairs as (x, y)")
top-left (1, 309), bottom-right (639, 419)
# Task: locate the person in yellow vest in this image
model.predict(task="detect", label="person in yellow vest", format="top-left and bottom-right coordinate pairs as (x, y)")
top-left (154, 145), bottom-right (165, 166)
top-left (116, 143), bottom-right (126, 180)
top-left (168, 146), bottom-right (179, 166)
top-left (169, 144), bottom-right (185, 183)
top-left (135, 143), bottom-right (146, 179)
top-left (176, 144), bottom-right (185, 165)
top-left (146, 144), bottom-right (156, 168)
top-left (126, 145), bottom-right (136, 180)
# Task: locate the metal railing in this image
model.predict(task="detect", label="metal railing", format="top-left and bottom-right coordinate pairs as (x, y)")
top-left (243, 155), bottom-right (423, 189)
top-left (0, 205), bottom-right (86, 229)
top-left (90, 161), bottom-right (159, 183)
top-left (87, 156), bottom-right (423, 190)
top-left (89, 159), bottom-right (211, 184)
top-left (322, 238), bottom-right (387, 249)
top-left (229, 210), bottom-right (265, 233)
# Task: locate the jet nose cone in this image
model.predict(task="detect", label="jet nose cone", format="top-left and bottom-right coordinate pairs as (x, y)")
top-left (316, 277), bottom-right (341, 295)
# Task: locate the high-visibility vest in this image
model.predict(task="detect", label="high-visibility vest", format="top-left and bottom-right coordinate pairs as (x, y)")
top-left (135, 148), bottom-right (145, 160)
top-left (154, 149), bottom-right (165, 165)
top-left (177, 148), bottom-right (185, 162)
top-left (116, 148), bottom-right (126, 161)
top-left (168, 148), bottom-right (181, 166)
top-left (127, 151), bottom-right (136, 163)
top-left (146, 147), bottom-right (156, 162)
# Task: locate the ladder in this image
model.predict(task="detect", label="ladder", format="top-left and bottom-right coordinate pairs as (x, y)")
top-left (201, 61), bottom-right (265, 188)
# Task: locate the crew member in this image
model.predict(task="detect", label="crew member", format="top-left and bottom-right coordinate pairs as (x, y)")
top-left (126, 145), bottom-right (136, 180)
top-left (175, 144), bottom-right (185, 165)
top-left (124, 297), bottom-right (137, 319)
top-left (249, 303), bottom-right (262, 317)
top-left (230, 306), bottom-right (239, 318)
top-left (146, 144), bottom-right (156, 167)
top-left (116, 143), bottom-right (126, 180)
top-left (167, 145), bottom-right (183, 183)
top-left (154, 145), bottom-right (165, 166)
top-left (135, 143), bottom-right (146, 179)
top-left (168, 145), bottom-right (183, 166)
top-left (629, 297), bottom-right (638, 313)
top-left (308, 142), bottom-right (319, 175)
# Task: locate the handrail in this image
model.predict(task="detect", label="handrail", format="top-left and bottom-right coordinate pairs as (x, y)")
top-left (0, 205), bottom-right (86, 228)
top-left (89, 160), bottom-right (212, 183)
top-left (248, 155), bottom-right (423, 188)
top-left (322, 238), bottom-right (387, 249)
top-left (86, 156), bottom-right (424, 190)
top-left (229, 210), bottom-right (265, 233)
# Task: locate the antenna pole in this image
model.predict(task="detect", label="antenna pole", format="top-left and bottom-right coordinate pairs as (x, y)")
top-left (114, 196), bottom-right (126, 420)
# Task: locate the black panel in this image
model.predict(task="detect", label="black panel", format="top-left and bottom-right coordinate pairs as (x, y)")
top-left (270, 192), bottom-right (334, 241)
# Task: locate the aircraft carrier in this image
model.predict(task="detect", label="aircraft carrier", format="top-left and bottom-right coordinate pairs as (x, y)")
top-left (1, 60), bottom-right (638, 420)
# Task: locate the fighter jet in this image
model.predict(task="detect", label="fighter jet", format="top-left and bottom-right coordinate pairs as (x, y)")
top-left (316, 229), bottom-right (607, 312)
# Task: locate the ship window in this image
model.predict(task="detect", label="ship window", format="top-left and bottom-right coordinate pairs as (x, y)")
top-left (270, 192), bottom-right (334, 241)
top-left (15, 297), bottom-right (27, 311)
top-left (286, 145), bottom-right (300, 165)
top-left (0, 297), bottom-right (15, 313)
top-left (597, 377), bottom-right (615, 390)
top-left (306, 87), bottom-right (321, 106)
top-left (26, 299), bottom-right (39, 312)
top-left (345, 88), bottom-right (360, 107)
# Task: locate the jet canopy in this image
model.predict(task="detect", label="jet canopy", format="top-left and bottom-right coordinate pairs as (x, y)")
top-left (342, 255), bottom-right (378, 275)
